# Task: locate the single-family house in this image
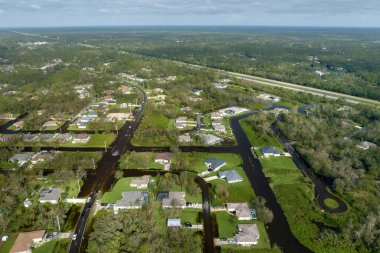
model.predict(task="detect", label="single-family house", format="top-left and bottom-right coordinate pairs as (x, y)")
top-left (114, 191), bottom-right (149, 213)
top-left (23, 134), bottom-right (39, 143)
top-left (167, 218), bottom-right (181, 230)
top-left (39, 134), bottom-right (57, 143)
top-left (153, 88), bottom-right (164, 93)
top-left (260, 146), bottom-right (282, 157)
top-left (106, 113), bottom-right (133, 122)
top-left (219, 107), bottom-right (249, 116)
top-left (119, 85), bottom-right (133, 94)
top-left (12, 121), bottom-right (24, 129)
top-left (191, 88), bottom-right (203, 96)
top-left (157, 191), bottom-right (187, 208)
top-left (9, 152), bottom-right (35, 166)
top-left (10, 230), bottom-right (46, 253)
top-left (155, 153), bottom-right (174, 165)
top-left (175, 117), bottom-right (188, 129)
top-left (213, 124), bottom-right (226, 134)
top-left (227, 203), bottom-right (252, 220)
top-left (0, 113), bottom-right (14, 119)
top-left (257, 93), bottom-right (280, 102)
top-left (72, 134), bottom-right (91, 144)
top-left (205, 158), bottom-right (226, 171)
top-left (42, 121), bottom-right (60, 128)
top-left (218, 170), bottom-right (243, 183)
top-left (31, 151), bottom-right (53, 165)
top-left (39, 188), bottom-right (64, 204)
top-left (234, 224), bottom-right (260, 246)
top-left (356, 141), bottom-right (377, 150)
top-left (198, 133), bottom-right (223, 145)
top-left (213, 82), bottom-right (228, 89)
top-left (130, 176), bottom-right (150, 189)
top-left (178, 134), bottom-right (192, 143)
top-left (210, 112), bottom-right (223, 120)
top-left (56, 133), bottom-right (72, 143)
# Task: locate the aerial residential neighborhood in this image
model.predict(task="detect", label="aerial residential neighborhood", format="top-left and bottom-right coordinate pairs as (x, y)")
top-left (1, 6), bottom-right (380, 253)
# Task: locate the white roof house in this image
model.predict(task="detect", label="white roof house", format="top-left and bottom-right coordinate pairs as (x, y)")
top-left (167, 218), bottom-right (181, 229)
top-left (39, 188), bottom-right (64, 204)
top-left (213, 124), bottom-right (226, 134)
top-left (234, 224), bottom-right (260, 246)
top-left (130, 176), bottom-right (150, 189)
top-left (226, 203), bottom-right (252, 220)
top-left (114, 191), bottom-right (149, 213)
top-left (198, 133), bottom-right (223, 145)
top-left (218, 107), bottom-right (249, 116)
top-left (356, 141), bottom-right (377, 150)
top-left (9, 152), bottom-right (36, 167)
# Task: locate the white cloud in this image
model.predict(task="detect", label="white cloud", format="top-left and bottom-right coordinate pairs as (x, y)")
top-left (30, 4), bottom-right (42, 10)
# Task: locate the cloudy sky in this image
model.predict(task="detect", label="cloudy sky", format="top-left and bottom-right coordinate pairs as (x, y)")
top-left (0, 0), bottom-right (379, 27)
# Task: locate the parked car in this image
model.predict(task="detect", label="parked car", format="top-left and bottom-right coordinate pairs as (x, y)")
top-left (220, 237), bottom-right (227, 241)
top-left (184, 222), bottom-right (192, 227)
top-left (72, 234), bottom-right (77, 241)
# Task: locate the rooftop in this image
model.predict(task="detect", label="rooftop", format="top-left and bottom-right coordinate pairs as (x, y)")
top-left (218, 170), bottom-right (243, 183)
top-left (234, 224), bottom-right (260, 244)
top-left (167, 218), bottom-right (181, 227)
top-left (205, 158), bottom-right (226, 170)
top-left (10, 230), bottom-right (46, 253)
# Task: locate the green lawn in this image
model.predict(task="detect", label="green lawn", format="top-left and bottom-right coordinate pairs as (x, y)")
top-left (324, 198), bottom-right (339, 209)
top-left (209, 167), bottom-right (255, 204)
top-left (119, 152), bottom-right (164, 170)
top-left (101, 177), bottom-right (137, 203)
top-left (32, 239), bottom-right (69, 253)
top-left (62, 134), bottom-right (116, 148)
top-left (179, 208), bottom-right (202, 225)
top-left (0, 233), bottom-right (18, 253)
top-left (215, 211), bottom-right (238, 238)
top-left (181, 152), bottom-right (242, 174)
top-left (259, 157), bottom-right (306, 185)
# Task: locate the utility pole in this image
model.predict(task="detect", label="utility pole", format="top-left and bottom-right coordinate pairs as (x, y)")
top-left (56, 214), bottom-right (61, 232)
top-left (104, 141), bottom-right (107, 151)
top-left (92, 158), bottom-right (96, 170)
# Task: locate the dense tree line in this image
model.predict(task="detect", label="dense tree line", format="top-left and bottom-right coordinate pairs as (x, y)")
top-left (87, 209), bottom-right (203, 253)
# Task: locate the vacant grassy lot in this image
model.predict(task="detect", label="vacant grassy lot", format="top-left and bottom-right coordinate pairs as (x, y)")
top-left (180, 208), bottom-right (202, 225)
top-left (215, 211), bottom-right (238, 238)
top-left (260, 157), bottom-right (306, 185)
top-left (62, 134), bottom-right (116, 148)
top-left (32, 239), bottom-right (69, 253)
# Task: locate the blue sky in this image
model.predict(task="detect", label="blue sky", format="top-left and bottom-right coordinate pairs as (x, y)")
top-left (0, 0), bottom-right (380, 27)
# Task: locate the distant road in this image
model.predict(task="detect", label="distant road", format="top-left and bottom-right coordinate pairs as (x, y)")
top-left (127, 52), bottom-right (380, 107)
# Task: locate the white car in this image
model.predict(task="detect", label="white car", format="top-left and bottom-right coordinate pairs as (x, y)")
top-left (72, 234), bottom-right (77, 241)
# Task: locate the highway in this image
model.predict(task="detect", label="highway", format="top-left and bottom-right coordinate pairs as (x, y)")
top-left (127, 52), bottom-right (380, 107)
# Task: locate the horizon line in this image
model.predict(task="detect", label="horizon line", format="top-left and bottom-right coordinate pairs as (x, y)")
top-left (1, 24), bottom-right (380, 30)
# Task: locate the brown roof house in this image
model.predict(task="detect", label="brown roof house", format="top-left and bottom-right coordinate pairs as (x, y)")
top-left (10, 230), bottom-right (46, 253)
top-left (155, 153), bottom-right (174, 170)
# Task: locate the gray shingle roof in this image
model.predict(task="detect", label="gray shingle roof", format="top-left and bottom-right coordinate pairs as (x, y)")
top-left (205, 158), bottom-right (226, 170)
top-left (260, 146), bottom-right (281, 155)
top-left (218, 170), bottom-right (243, 183)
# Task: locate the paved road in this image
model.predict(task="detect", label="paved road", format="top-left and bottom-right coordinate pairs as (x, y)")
top-left (68, 83), bottom-right (146, 253)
